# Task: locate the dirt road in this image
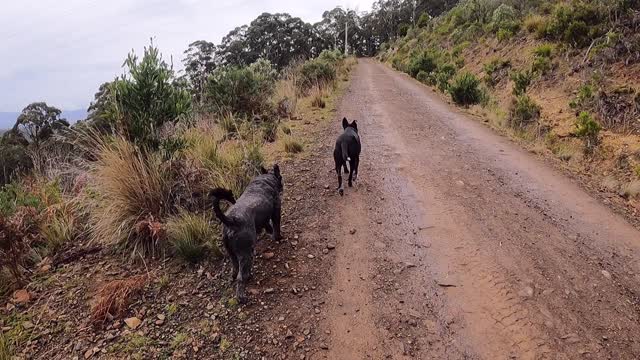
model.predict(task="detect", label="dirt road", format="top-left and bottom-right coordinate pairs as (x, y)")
top-left (311, 59), bottom-right (640, 359)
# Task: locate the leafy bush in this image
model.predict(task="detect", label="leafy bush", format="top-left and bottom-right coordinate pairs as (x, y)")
top-left (205, 59), bottom-right (277, 118)
top-left (436, 64), bottom-right (457, 93)
top-left (448, 72), bottom-right (483, 106)
top-left (398, 23), bottom-right (411, 37)
top-left (483, 58), bottom-right (511, 87)
top-left (318, 49), bottom-right (345, 65)
top-left (509, 95), bottom-right (541, 127)
top-left (167, 212), bottom-right (220, 263)
top-left (569, 83), bottom-right (595, 109)
top-left (417, 13), bottom-right (431, 28)
top-left (510, 70), bottom-right (533, 95)
top-left (0, 132), bottom-right (33, 186)
top-left (111, 44), bottom-right (192, 149)
top-left (542, 2), bottom-right (607, 47)
top-left (408, 51), bottom-right (438, 78)
top-left (416, 70), bottom-right (431, 84)
top-left (575, 111), bottom-right (602, 152)
top-left (298, 58), bottom-right (337, 92)
top-left (0, 183), bottom-right (42, 217)
top-left (532, 44), bottom-right (554, 75)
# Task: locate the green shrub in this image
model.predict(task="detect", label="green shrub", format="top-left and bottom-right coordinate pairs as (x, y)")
top-left (510, 70), bottom-right (533, 95)
top-left (497, 28), bottom-right (515, 41)
top-left (483, 58), bottom-right (511, 87)
top-left (167, 212), bottom-right (220, 263)
top-left (533, 44), bottom-right (553, 58)
top-left (417, 13), bottom-right (431, 28)
top-left (0, 183), bottom-right (42, 217)
top-left (570, 83), bottom-right (595, 109)
top-left (111, 43), bottom-right (192, 149)
top-left (408, 51), bottom-right (438, 78)
top-left (398, 23), bottom-right (411, 37)
top-left (317, 49), bottom-right (344, 64)
top-left (205, 59), bottom-right (277, 118)
top-left (436, 64), bottom-right (457, 93)
top-left (416, 70), bottom-right (431, 84)
top-left (542, 2), bottom-right (607, 47)
top-left (448, 72), bottom-right (483, 106)
top-left (532, 56), bottom-right (552, 75)
top-left (575, 111), bottom-right (602, 152)
top-left (0, 133), bottom-right (32, 186)
top-left (298, 58), bottom-right (336, 92)
top-left (491, 4), bottom-right (521, 40)
top-left (509, 95), bottom-right (541, 127)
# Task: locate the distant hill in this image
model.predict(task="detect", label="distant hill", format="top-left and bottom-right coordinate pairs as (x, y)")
top-left (0, 109), bottom-right (87, 131)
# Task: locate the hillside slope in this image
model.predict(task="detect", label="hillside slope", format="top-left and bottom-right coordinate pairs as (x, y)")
top-left (380, 0), bottom-right (640, 217)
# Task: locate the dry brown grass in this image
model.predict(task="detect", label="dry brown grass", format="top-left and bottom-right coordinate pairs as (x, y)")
top-left (87, 137), bottom-right (173, 258)
top-left (182, 123), bottom-right (264, 197)
top-left (310, 86), bottom-right (327, 109)
top-left (91, 275), bottom-right (147, 324)
top-left (622, 181), bottom-right (640, 199)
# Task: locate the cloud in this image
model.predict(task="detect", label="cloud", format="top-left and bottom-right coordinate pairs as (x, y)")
top-left (0, 0), bottom-right (374, 112)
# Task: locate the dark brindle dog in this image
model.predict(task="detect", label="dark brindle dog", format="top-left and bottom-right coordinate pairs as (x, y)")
top-left (210, 164), bottom-right (283, 303)
top-left (333, 117), bottom-right (361, 195)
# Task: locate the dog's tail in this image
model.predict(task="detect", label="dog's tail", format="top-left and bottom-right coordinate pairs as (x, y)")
top-left (208, 188), bottom-right (237, 227)
top-left (341, 141), bottom-right (350, 163)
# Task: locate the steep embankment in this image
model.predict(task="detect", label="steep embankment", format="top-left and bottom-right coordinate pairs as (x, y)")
top-left (380, 0), bottom-right (640, 220)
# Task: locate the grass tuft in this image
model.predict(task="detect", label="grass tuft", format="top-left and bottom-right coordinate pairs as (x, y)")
top-left (282, 136), bottom-right (304, 154)
top-left (88, 137), bottom-right (172, 258)
top-left (166, 212), bottom-right (220, 263)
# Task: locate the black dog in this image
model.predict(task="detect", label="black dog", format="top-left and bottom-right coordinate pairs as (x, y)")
top-left (333, 117), bottom-right (361, 195)
top-left (210, 164), bottom-right (283, 303)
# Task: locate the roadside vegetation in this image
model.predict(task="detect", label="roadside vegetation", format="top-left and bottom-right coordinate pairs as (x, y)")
top-left (379, 0), bottom-right (640, 211)
top-left (0, 35), bottom-right (354, 358)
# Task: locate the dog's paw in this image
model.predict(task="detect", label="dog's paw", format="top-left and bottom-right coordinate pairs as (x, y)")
top-left (338, 188), bottom-right (344, 196)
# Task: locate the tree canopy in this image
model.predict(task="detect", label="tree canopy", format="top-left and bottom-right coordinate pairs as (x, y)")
top-left (182, 0), bottom-right (456, 76)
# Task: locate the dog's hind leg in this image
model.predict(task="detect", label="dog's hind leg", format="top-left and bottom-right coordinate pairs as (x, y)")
top-left (263, 222), bottom-right (273, 236)
top-left (336, 165), bottom-right (344, 196)
top-left (224, 237), bottom-right (239, 281)
top-left (236, 253), bottom-right (253, 304)
top-left (271, 206), bottom-right (282, 241)
top-left (353, 157), bottom-right (360, 183)
top-left (343, 164), bottom-right (349, 174)
top-left (348, 158), bottom-right (356, 187)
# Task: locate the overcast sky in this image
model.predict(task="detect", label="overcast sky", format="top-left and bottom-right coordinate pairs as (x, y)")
top-left (0, 0), bottom-right (374, 113)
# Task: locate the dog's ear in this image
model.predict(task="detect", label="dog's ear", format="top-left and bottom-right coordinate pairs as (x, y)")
top-left (260, 166), bottom-right (268, 174)
top-left (342, 117), bottom-right (348, 129)
top-left (273, 164), bottom-right (281, 177)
